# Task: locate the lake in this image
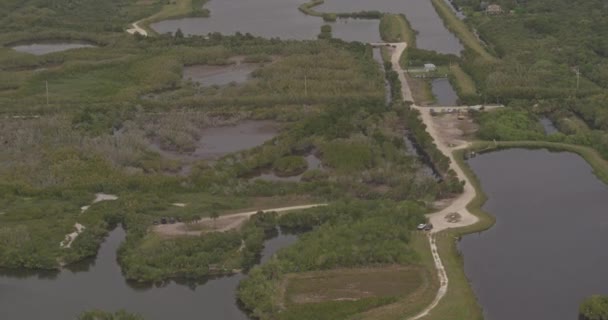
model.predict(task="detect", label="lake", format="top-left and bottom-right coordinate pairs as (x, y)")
top-left (460, 148), bottom-right (608, 320)
top-left (151, 0), bottom-right (382, 43)
top-left (316, 0), bottom-right (463, 54)
top-left (0, 227), bottom-right (297, 320)
top-left (151, 0), bottom-right (463, 53)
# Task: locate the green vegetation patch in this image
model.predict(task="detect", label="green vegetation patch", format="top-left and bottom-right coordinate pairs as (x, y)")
top-left (379, 14), bottom-right (416, 44)
top-left (238, 201), bottom-right (428, 319)
top-left (284, 266), bottom-right (424, 305)
top-left (580, 295), bottom-right (608, 320)
top-left (78, 310), bottom-right (143, 320)
top-left (273, 156), bottom-right (308, 177)
top-left (475, 108), bottom-right (545, 141)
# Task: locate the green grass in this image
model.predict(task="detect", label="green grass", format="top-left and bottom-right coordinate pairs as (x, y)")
top-left (449, 64), bottom-right (477, 97)
top-left (356, 233), bottom-right (439, 320)
top-left (279, 297), bottom-right (397, 320)
top-left (284, 266), bottom-right (425, 305)
top-left (379, 14), bottom-right (416, 45)
top-left (429, 0), bottom-right (496, 62)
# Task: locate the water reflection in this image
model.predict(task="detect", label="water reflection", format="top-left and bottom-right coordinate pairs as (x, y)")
top-left (151, 0), bottom-right (382, 43)
top-left (460, 149), bottom-right (608, 320)
top-left (430, 78), bottom-right (458, 106)
top-left (0, 226), bottom-right (298, 320)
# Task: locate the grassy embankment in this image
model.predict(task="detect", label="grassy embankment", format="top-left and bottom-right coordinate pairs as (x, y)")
top-left (449, 64), bottom-right (477, 101)
top-left (420, 139), bottom-right (608, 319)
top-left (429, 0), bottom-right (496, 62)
top-left (379, 14), bottom-right (416, 44)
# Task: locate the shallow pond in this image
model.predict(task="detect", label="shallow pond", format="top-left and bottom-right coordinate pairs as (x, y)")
top-left (540, 117), bottom-right (558, 135)
top-left (460, 148), bottom-right (608, 320)
top-left (316, 0), bottom-right (463, 54)
top-left (151, 0), bottom-right (381, 43)
top-left (10, 41), bottom-right (96, 55)
top-left (430, 78), bottom-right (458, 106)
top-left (0, 227), bottom-right (297, 320)
top-left (194, 120), bottom-right (278, 159)
top-left (183, 63), bottom-right (259, 86)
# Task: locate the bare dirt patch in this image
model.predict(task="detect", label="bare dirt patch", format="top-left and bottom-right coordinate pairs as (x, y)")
top-left (153, 202), bottom-right (326, 237)
top-left (430, 112), bottom-right (478, 148)
top-left (282, 266), bottom-right (425, 305)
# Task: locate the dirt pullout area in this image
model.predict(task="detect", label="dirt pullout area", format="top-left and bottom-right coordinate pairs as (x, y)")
top-left (282, 266), bottom-right (426, 305)
top-left (153, 204), bottom-right (326, 237)
top-left (428, 112), bottom-right (478, 149)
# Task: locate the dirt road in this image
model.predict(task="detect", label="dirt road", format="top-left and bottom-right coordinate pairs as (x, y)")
top-left (384, 42), bottom-right (480, 319)
top-left (153, 204), bottom-right (327, 237)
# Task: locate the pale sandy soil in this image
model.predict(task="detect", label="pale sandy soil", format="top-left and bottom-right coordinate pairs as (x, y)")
top-left (59, 223), bottom-right (85, 248)
top-left (153, 204), bottom-right (327, 237)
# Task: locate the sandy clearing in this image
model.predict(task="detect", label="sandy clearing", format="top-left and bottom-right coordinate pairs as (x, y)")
top-left (153, 204), bottom-right (327, 237)
top-left (126, 21), bottom-right (148, 37)
top-left (60, 223), bottom-right (85, 248)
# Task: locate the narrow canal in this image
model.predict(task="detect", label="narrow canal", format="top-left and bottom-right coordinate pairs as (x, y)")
top-left (460, 148), bottom-right (608, 320)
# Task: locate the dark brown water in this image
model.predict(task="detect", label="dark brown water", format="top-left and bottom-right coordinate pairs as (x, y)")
top-left (460, 149), bottom-right (608, 320)
top-left (151, 0), bottom-right (382, 43)
top-left (0, 227), bottom-right (297, 320)
top-left (10, 42), bottom-right (96, 55)
top-left (431, 78), bottom-right (458, 106)
top-left (316, 0), bottom-right (463, 54)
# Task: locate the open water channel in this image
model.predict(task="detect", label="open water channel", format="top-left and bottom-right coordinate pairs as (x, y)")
top-left (461, 148), bottom-right (608, 320)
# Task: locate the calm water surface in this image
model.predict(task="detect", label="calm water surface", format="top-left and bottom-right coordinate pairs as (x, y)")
top-left (431, 78), bottom-right (458, 105)
top-left (0, 227), bottom-right (297, 320)
top-left (460, 149), bottom-right (608, 320)
top-left (151, 0), bottom-right (381, 43)
top-left (195, 120), bottom-right (278, 159)
top-left (316, 0), bottom-right (463, 53)
top-left (11, 42), bottom-right (96, 55)
top-left (540, 117), bottom-right (558, 135)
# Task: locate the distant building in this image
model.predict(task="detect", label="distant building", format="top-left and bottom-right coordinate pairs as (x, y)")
top-left (486, 4), bottom-right (503, 14)
top-left (424, 63), bottom-right (437, 72)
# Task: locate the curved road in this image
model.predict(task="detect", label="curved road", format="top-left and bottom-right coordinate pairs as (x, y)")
top-left (379, 42), bottom-right (479, 319)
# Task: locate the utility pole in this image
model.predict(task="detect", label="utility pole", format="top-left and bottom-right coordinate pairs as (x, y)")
top-left (575, 67), bottom-right (580, 91)
top-left (304, 75), bottom-right (308, 97)
top-left (45, 80), bottom-right (49, 107)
